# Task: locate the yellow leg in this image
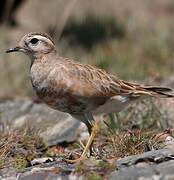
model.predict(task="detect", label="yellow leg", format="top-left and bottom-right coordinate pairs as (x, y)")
top-left (65, 119), bottom-right (100, 163)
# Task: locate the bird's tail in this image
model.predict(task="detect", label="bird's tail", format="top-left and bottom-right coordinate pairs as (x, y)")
top-left (120, 81), bottom-right (174, 98)
top-left (142, 86), bottom-right (174, 98)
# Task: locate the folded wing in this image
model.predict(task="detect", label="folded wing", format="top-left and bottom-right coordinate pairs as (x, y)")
top-left (66, 60), bottom-right (174, 99)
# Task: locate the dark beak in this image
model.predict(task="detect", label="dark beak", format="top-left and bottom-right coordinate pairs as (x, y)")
top-left (6, 47), bottom-right (21, 53)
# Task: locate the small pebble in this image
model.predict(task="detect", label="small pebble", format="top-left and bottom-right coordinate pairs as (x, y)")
top-left (31, 157), bottom-right (53, 166)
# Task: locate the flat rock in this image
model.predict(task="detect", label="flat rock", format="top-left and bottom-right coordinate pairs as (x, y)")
top-left (111, 160), bottom-right (174, 180)
top-left (0, 160), bottom-right (77, 180)
top-left (0, 100), bottom-right (82, 146)
top-left (110, 149), bottom-right (174, 180)
top-left (117, 149), bottom-right (174, 169)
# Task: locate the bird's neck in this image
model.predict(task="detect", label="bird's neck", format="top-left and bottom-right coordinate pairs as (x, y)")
top-left (30, 50), bottom-right (57, 64)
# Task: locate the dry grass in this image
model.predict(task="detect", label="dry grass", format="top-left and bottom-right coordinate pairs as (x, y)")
top-left (0, 129), bottom-right (46, 169)
top-left (0, 128), bottom-right (170, 175)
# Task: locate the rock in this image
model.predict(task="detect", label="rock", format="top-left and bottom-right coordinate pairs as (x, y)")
top-left (18, 166), bottom-right (84, 180)
top-left (19, 173), bottom-right (84, 180)
top-left (30, 157), bottom-right (54, 166)
top-left (110, 149), bottom-right (174, 180)
top-left (0, 100), bottom-right (83, 146)
top-left (111, 160), bottom-right (174, 180)
top-left (116, 149), bottom-right (174, 169)
top-left (0, 159), bottom-right (77, 180)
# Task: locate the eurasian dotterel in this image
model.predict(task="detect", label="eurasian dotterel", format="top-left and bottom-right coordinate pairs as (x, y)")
top-left (6, 32), bottom-right (174, 162)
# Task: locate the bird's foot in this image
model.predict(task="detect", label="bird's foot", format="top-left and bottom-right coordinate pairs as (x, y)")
top-left (64, 120), bottom-right (99, 164)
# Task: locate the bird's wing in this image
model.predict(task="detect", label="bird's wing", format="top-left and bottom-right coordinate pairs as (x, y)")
top-left (63, 60), bottom-right (173, 98)
top-left (62, 60), bottom-right (121, 97)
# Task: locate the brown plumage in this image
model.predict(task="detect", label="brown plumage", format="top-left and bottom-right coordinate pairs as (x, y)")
top-left (6, 32), bottom-right (174, 161)
top-left (29, 56), bottom-right (173, 114)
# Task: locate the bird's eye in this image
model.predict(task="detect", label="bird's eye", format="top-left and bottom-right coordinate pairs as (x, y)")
top-left (30, 38), bottom-right (39, 45)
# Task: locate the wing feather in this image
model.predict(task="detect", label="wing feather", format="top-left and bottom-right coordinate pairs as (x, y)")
top-left (57, 58), bottom-right (173, 98)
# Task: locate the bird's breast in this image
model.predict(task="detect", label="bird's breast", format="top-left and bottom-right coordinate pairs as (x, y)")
top-left (30, 64), bottom-right (64, 98)
top-left (30, 63), bottom-right (90, 113)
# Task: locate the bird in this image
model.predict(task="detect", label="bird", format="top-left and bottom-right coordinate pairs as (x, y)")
top-left (6, 32), bottom-right (174, 162)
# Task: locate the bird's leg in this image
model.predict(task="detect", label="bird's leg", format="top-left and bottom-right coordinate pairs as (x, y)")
top-left (72, 113), bottom-right (95, 154)
top-left (80, 115), bottom-right (99, 158)
top-left (65, 113), bottom-right (99, 163)
top-left (84, 113), bottom-right (95, 155)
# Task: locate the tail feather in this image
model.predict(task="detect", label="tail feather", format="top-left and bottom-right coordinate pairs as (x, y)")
top-left (120, 81), bottom-right (174, 98)
top-left (141, 86), bottom-right (174, 98)
top-left (144, 86), bottom-right (172, 92)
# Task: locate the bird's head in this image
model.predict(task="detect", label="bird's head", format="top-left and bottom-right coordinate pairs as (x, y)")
top-left (6, 32), bottom-right (56, 59)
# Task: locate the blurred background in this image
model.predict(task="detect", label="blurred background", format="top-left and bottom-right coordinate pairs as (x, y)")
top-left (1, 0), bottom-right (174, 98)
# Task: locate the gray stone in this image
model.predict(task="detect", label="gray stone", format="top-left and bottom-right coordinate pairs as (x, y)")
top-left (117, 149), bottom-right (174, 169)
top-left (31, 157), bottom-right (54, 166)
top-left (111, 160), bottom-right (174, 180)
top-left (110, 149), bottom-right (174, 180)
top-left (0, 100), bottom-right (82, 146)
top-left (0, 160), bottom-right (77, 180)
